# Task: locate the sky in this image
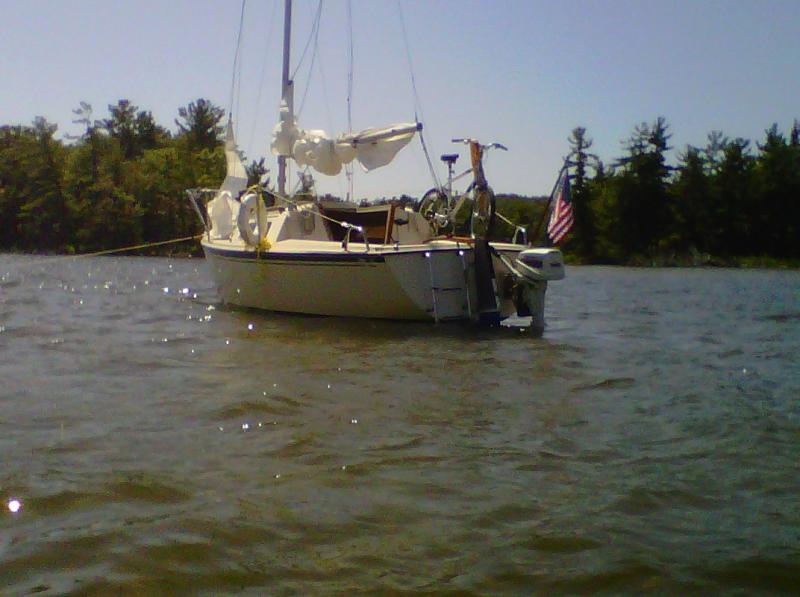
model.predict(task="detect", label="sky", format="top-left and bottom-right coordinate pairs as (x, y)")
top-left (2, 0), bottom-right (799, 199)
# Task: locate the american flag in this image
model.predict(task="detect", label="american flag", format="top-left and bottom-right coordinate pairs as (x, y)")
top-left (547, 170), bottom-right (573, 245)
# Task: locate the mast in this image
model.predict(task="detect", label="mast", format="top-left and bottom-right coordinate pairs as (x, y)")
top-left (277, 0), bottom-right (293, 197)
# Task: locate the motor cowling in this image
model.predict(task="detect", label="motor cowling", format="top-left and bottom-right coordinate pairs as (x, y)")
top-left (515, 248), bottom-right (565, 282)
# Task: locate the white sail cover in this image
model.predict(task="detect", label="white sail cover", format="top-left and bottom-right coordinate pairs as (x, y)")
top-left (221, 119), bottom-right (248, 195)
top-left (271, 100), bottom-right (419, 176)
top-left (205, 119), bottom-right (248, 239)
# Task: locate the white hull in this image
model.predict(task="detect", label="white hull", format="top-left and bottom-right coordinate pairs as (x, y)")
top-left (190, 0), bottom-right (566, 332)
top-left (203, 238), bottom-right (526, 322)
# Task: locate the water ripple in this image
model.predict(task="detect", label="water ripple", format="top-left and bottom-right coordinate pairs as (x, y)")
top-left (1, 258), bottom-right (798, 594)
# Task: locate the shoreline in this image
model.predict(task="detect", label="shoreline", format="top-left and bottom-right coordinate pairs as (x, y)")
top-left (3, 248), bottom-right (798, 270)
top-left (562, 248), bottom-right (800, 269)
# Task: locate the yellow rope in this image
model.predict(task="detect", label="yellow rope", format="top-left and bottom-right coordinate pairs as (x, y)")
top-left (6, 234), bottom-right (204, 270)
top-left (72, 234), bottom-right (203, 258)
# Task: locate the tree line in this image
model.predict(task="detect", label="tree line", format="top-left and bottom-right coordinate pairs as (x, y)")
top-left (1, 101), bottom-right (798, 264)
top-left (558, 118), bottom-right (800, 264)
top-left (0, 99), bottom-right (233, 255)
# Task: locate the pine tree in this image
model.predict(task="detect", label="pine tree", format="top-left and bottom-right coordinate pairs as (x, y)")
top-left (713, 138), bottom-right (755, 255)
top-left (615, 117), bottom-right (673, 255)
top-left (566, 127), bottom-right (600, 258)
top-left (102, 100), bottom-right (169, 159)
top-left (755, 124), bottom-right (799, 256)
top-left (670, 146), bottom-right (709, 254)
top-left (175, 99), bottom-right (225, 152)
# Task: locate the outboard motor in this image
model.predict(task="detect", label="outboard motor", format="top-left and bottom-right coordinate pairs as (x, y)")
top-left (515, 248), bottom-right (565, 282)
top-left (513, 248), bottom-right (565, 334)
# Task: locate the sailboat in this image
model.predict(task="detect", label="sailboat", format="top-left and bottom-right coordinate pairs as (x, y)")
top-left (188, 0), bottom-right (565, 332)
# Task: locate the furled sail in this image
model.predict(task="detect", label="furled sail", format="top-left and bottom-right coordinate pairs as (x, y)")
top-left (205, 119), bottom-right (248, 239)
top-left (221, 119), bottom-right (248, 195)
top-left (271, 99), bottom-right (420, 176)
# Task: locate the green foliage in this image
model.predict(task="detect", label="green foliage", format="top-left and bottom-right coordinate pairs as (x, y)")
top-left (175, 99), bottom-right (225, 152)
top-left (754, 125), bottom-right (800, 256)
top-left (712, 138), bottom-right (756, 255)
top-left (560, 119), bottom-right (800, 263)
top-left (102, 99), bottom-right (169, 159)
top-left (564, 126), bottom-right (600, 258)
top-left (588, 172), bottom-right (626, 263)
top-left (0, 103), bottom-right (798, 263)
top-left (670, 146), bottom-right (708, 251)
top-left (0, 99), bottom-right (224, 254)
top-left (0, 121), bottom-right (69, 250)
top-left (493, 194), bottom-right (548, 242)
top-left (615, 117), bottom-right (673, 254)
top-left (246, 158), bottom-right (269, 188)
top-left (18, 118), bottom-right (70, 250)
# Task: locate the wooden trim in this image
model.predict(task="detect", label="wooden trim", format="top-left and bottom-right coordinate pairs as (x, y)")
top-left (384, 204), bottom-right (397, 244)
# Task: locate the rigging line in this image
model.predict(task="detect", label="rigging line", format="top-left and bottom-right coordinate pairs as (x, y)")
top-left (346, 0), bottom-right (354, 134)
top-left (346, 0), bottom-right (354, 201)
top-left (313, 43), bottom-right (346, 200)
top-left (495, 211), bottom-right (520, 228)
top-left (290, 0), bottom-right (323, 81)
top-left (396, 1), bottom-right (420, 115)
top-left (315, 39), bottom-right (334, 134)
top-left (247, 0), bottom-right (279, 157)
top-left (267, 187), bottom-right (369, 232)
top-left (418, 130), bottom-right (441, 190)
top-left (228, 0), bottom-right (248, 120)
top-left (396, 1), bottom-right (440, 189)
top-left (297, 1), bottom-right (323, 116)
top-left (6, 235), bottom-right (204, 271)
top-left (235, 48), bottom-right (244, 139)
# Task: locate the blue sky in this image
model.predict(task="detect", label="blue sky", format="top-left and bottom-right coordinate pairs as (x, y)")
top-left (2, 0), bottom-right (799, 199)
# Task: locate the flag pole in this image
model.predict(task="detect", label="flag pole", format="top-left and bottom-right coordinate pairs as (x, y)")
top-left (532, 160), bottom-right (570, 245)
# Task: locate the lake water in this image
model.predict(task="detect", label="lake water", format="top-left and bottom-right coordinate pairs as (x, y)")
top-left (1, 255), bottom-right (798, 595)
